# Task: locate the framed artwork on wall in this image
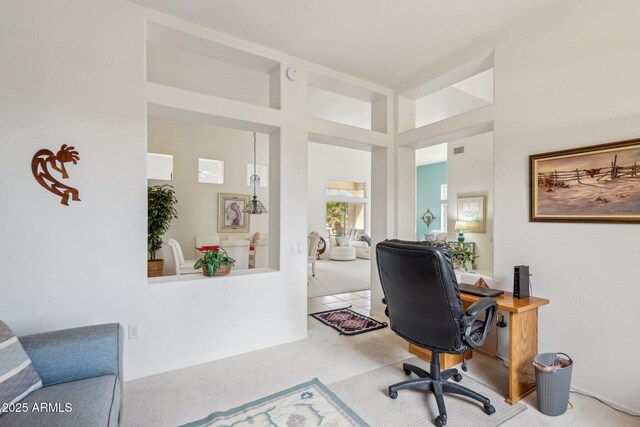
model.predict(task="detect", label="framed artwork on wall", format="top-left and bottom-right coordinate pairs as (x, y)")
top-left (457, 196), bottom-right (486, 233)
top-left (530, 138), bottom-right (640, 223)
top-left (218, 193), bottom-right (250, 233)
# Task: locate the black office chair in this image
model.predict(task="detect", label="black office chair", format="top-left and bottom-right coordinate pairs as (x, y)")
top-left (376, 240), bottom-right (498, 427)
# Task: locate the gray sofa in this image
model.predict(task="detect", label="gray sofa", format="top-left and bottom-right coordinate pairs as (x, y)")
top-left (0, 323), bottom-right (123, 427)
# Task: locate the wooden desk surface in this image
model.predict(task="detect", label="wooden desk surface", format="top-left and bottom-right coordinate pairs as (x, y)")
top-left (460, 291), bottom-right (549, 313)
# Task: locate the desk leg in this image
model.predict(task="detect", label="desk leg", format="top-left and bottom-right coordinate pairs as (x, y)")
top-left (507, 308), bottom-right (538, 404)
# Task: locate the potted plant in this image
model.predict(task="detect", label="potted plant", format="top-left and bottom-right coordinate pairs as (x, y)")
top-left (446, 242), bottom-right (478, 272)
top-left (194, 246), bottom-right (236, 276)
top-left (147, 184), bottom-right (178, 277)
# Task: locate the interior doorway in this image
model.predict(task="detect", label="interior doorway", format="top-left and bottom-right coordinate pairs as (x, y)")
top-left (306, 142), bottom-right (373, 317)
top-left (415, 143), bottom-right (448, 241)
top-left (413, 132), bottom-right (494, 278)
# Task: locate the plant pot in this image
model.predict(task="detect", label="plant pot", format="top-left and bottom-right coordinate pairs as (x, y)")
top-left (202, 264), bottom-right (231, 277)
top-left (147, 259), bottom-right (164, 277)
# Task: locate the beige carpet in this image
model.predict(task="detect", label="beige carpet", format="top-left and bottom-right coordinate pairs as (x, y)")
top-left (329, 357), bottom-right (526, 427)
top-left (308, 258), bottom-right (370, 298)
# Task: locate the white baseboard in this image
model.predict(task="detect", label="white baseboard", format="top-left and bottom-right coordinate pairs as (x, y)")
top-left (570, 384), bottom-right (639, 416)
top-left (124, 332), bottom-right (309, 381)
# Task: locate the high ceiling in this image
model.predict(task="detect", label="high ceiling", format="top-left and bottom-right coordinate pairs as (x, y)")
top-left (130, 0), bottom-right (558, 87)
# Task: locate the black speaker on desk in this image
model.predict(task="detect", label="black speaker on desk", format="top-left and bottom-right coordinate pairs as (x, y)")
top-left (513, 265), bottom-right (530, 299)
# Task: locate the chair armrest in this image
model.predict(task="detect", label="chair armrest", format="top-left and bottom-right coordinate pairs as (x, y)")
top-left (461, 298), bottom-right (497, 348)
top-left (19, 323), bottom-right (123, 387)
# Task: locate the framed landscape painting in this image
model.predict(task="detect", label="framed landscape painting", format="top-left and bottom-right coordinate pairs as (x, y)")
top-left (218, 193), bottom-right (250, 233)
top-left (530, 138), bottom-right (640, 223)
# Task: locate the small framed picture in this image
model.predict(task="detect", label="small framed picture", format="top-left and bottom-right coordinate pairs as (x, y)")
top-left (218, 193), bottom-right (250, 233)
top-left (530, 138), bottom-right (640, 223)
top-left (457, 196), bottom-right (486, 233)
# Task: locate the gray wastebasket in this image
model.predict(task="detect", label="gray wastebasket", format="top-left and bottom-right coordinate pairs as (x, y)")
top-left (534, 352), bottom-right (573, 416)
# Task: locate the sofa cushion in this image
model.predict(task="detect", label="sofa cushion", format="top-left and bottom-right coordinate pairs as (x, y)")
top-left (336, 237), bottom-right (350, 246)
top-left (0, 321), bottom-right (43, 408)
top-left (0, 375), bottom-right (120, 427)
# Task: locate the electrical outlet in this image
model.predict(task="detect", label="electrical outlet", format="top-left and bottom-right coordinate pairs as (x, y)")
top-left (128, 324), bottom-right (139, 339)
top-left (297, 241), bottom-right (305, 253)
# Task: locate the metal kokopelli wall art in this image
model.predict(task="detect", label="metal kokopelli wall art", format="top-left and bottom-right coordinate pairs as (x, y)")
top-left (31, 144), bottom-right (81, 206)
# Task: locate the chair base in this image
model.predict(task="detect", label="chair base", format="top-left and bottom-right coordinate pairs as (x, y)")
top-left (388, 354), bottom-right (495, 426)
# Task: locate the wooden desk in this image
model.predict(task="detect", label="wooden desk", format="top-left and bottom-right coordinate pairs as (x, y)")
top-left (408, 291), bottom-right (549, 405)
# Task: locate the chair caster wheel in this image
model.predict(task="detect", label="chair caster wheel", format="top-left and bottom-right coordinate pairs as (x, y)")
top-left (403, 368), bottom-right (411, 376)
top-left (434, 415), bottom-right (447, 426)
top-left (388, 389), bottom-right (398, 399)
top-left (452, 373), bottom-right (463, 382)
top-left (483, 404), bottom-right (496, 415)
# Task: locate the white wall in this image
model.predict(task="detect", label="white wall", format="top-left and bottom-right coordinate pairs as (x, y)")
top-left (415, 69), bottom-right (493, 128)
top-left (447, 132), bottom-right (493, 275)
top-left (147, 41), bottom-right (270, 107)
top-left (307, 86), bottom-right (372, 130)
top-left (148, 116), bottom-right (270, 273)
top-left (490, 1), bottom-right (640, 412)
top-left (307, 142), bottom-right (371, 255)
top-left (0, 0), bottom-right (313, 381)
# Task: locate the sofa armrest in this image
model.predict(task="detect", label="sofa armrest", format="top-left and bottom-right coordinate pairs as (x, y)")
top-left (19, 323), bottom-right (123, 387)
top-left (349, 240), bottom-right (369, 248)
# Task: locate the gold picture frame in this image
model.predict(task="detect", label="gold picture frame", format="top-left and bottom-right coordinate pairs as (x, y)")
top-left (530, 138), bottom-right (640, 223)
top-left (218, 193), bottom-right (250, 233)
top-left (457, 196), bottom-right (486, 233)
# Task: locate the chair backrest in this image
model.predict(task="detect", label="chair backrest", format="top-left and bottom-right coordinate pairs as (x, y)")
top-left (221, 239), bottom-right (249, 270)
top-left (253, 242), bottom-right (269, 268)
top-left (376, 240), bottom-right (465, 353)
top-left (195, 235), bottom-right (220, 260)
top-left (167, 238), bottom-right (185, 266)
top-left (195, 234), bottom-right (220, 247)
top-left (308, 234), bottom-right (321, 257)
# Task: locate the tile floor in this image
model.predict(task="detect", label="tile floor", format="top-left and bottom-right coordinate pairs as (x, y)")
top-left (308, 289), bottom-right (371, 316)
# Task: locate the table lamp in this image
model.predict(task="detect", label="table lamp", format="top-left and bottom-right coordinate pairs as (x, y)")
top-left (454, 220), bottom-right (469, 243)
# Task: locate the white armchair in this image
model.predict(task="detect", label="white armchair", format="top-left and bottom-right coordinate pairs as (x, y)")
top-left (329, 237), bottom-right (356, 261)
top-left (424, 231), bottom-right (448, 242)
top-left (221, 239), bottom-right (250, 270)
top-left (168, 238), bottom-right (199, 275)
top-left (308, 234), bottom-right (321, 276)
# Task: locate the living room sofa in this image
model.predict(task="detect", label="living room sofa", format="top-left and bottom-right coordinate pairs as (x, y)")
top-left (328, 237), bottom-right (371, 260)
top-left (0, 323), bottom-right (123, 427)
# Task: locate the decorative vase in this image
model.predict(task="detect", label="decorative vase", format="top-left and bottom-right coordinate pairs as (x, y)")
top-left (147, 259), bottom-right (164, 277)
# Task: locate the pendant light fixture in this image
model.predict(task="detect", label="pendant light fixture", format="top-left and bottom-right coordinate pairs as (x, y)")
top-left (244, 132), bottom-right (268, 215)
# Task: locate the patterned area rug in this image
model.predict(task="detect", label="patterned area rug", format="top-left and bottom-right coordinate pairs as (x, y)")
top-left (181, 378), bottom-right (369, 427)
top-left (309, 307), bottom-right (388, 335)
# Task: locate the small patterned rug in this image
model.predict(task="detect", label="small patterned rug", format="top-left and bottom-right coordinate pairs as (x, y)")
top-left (180, 378), bottom-right (369, 427)
top-left (309, 307), bottom-right (388, 335)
